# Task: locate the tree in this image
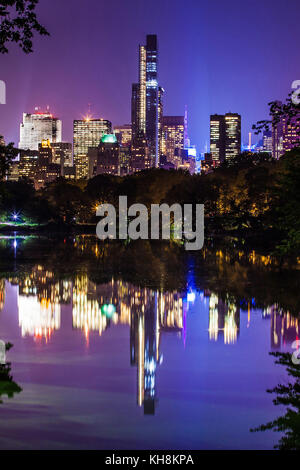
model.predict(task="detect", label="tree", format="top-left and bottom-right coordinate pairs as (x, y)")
top-left (0, 0), bottom-right (49, 54)
top-left (251, 351), bottom-right (300, 450)
top-left (0, 137), bottom-right (18, 179)
top-left (252, 93), bottom-right (300, 145)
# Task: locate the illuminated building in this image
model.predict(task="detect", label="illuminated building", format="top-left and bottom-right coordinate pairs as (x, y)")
top-left (272, 110), bottom-right (300, 159)
top-left (130, 131), bottom-right (151, 173)
top-left (95, 134), bottom-right (120, 176)
top-left (119, 146), bottom-right (131, 176)
top-left (19, 110), bottom-right (62, 151)
top-left (158, 87), bottom-right (164, 157)
top-left (17, 149), bottom-right (39, 179)
top-left (161, 116), bottom-right (185, 167)
top-left (73, 118), bottom-right (112, 179)
top-left (225, 113), bottom-right (241, 162)
top-left (262, 131), bottom-right (272, 154)
top-left (51, 142), bottom-right (73, 167)
top-left (131, 83), bottom-right (139, 140)
top-left (132, 35), bottom-right (159, 167)
top-left (210, 113), bottom-right (241, 164)
top-left (114, 125), bottom-right (132, 148)
top-left (210, 114), bottom-right (225, 164)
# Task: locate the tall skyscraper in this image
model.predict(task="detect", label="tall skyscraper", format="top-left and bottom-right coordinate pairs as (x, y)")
top-left (19, 110), bottom-right (62, 151)
top-left (210, 113), bottom-right (241, 164)
top-left (131, 34), bottom-right (159, 167)
top-left (73, 117), bottom-right (111, 179)
top-left (210, 114), bottom-right (226, 164)
top-left (131, 83), bottom-right (139, 140)
top-left (225, 113), bottom-right (241, 162)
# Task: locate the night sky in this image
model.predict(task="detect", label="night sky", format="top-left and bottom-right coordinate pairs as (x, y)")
top-left (0, 0), bottom-right (300, 152)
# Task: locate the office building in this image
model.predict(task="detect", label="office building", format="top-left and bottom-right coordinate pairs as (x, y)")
top-left (114, 125), bottom-right (132, 148)
top-left (225, 113), bottom-right (241, 162)
top-left (19, 110), bottom-right (62, 151)
top-left (161, 116), bottom-right (185, 167)
top-left (210, 113), bottom-right (241, 164)
top-left (95, 134), bottom-right (120, 176)
top-left (73, 117), bottom-right (112, 179)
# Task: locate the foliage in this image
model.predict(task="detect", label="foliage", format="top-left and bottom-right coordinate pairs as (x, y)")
top-left (251, 351), bottom-right (300, 450)
top-left (0, 0), bottom-right (49, 54)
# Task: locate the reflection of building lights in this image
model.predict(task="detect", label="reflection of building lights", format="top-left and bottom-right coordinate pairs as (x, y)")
top-left (101, 304), bottom-right (116, 318)
top-left (187, 292), bottom-right (196, 303)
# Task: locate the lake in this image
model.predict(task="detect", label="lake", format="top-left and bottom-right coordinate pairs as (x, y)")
top-left (0, 234), bottom-right (299, 449)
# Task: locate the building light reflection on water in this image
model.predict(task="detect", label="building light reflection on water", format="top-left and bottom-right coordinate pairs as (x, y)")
top-left (2, 264), bottom-right (299, 413)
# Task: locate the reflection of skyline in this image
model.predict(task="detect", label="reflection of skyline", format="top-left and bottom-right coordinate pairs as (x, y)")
top-left (4, 264), bottom-right (300, 413)
top-left (10, 266), bottom-right (185, 415)
top-left (263, 305), bottom-right (299, 349)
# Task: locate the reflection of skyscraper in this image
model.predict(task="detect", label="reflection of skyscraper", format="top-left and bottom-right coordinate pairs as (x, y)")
top-left (266, 305), bottom-right (300, 349)
top-left (208, 293), bottom-right (240, 344)
top-left (0, 279), bottom-right (5, 312)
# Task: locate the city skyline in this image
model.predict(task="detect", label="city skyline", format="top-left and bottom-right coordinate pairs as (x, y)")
top-left (0, 0), bottom-right (299, 152)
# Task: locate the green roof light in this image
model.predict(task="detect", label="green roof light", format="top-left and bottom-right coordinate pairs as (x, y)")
top-left (101, 134), bottom-right (118, 144)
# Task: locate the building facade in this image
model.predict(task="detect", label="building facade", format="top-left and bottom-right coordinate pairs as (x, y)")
top-left (73, 118), bottom-right (112, 179)
top-left (210, 113), bottom-right (241, 165)
top-left (19, 111), bottom-right (62, 151)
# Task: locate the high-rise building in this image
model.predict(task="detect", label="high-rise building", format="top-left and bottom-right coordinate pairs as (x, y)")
top-left (73, 117), bottom-right (111, 179)
top-left (114, 125), bottom-right (132, 148)
top-left (272, 110), bottom-right (300, 159)
top-left (210, 113), bottom-right (241, 164)
top-left (225, 113), bottom-right (241, 162)
top-left (19, 110), bottom-right (62, 151)
top-left (131, 34), bottom-right (159, 167)
top-left (95, 134), bottom-right (120, 176)
top-left (51, 142), bottom-right (73, 167)
top-left (210, 114), bottom-right (226, 164)
top-left (262, 131), bottom-right (272, 154)
top-left (158, 86), bottom-right (164, 157)
top-left (131, 83), bottom-right (139, 141)
top-left (130, 131), bottom-right (151, 173)
top-left (161, 116), bottom-right (185, 167)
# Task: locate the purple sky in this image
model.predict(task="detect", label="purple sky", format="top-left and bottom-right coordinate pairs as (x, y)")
top-left (0, 0), bottom-right (300, 152)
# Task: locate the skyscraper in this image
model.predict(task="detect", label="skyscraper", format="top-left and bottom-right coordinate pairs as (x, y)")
top-left (161, 116), bottom-right (185, 167)
top-left (95, 134), bottom-right (120, 176)
top-left (225, 113), bottom-right (241, 162)
top-left (19, 111), bottom-right (62, 151)
top-left (210, 114), bottom-right (225, 165)
top-left (210, 113), bottom-right (241, 165)
top-left (114, 124), bottom-right (132, 148)
top-left (73, 117), bottom-right (111, 179)
top-left (131, 34), bottom-right (159, 167)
